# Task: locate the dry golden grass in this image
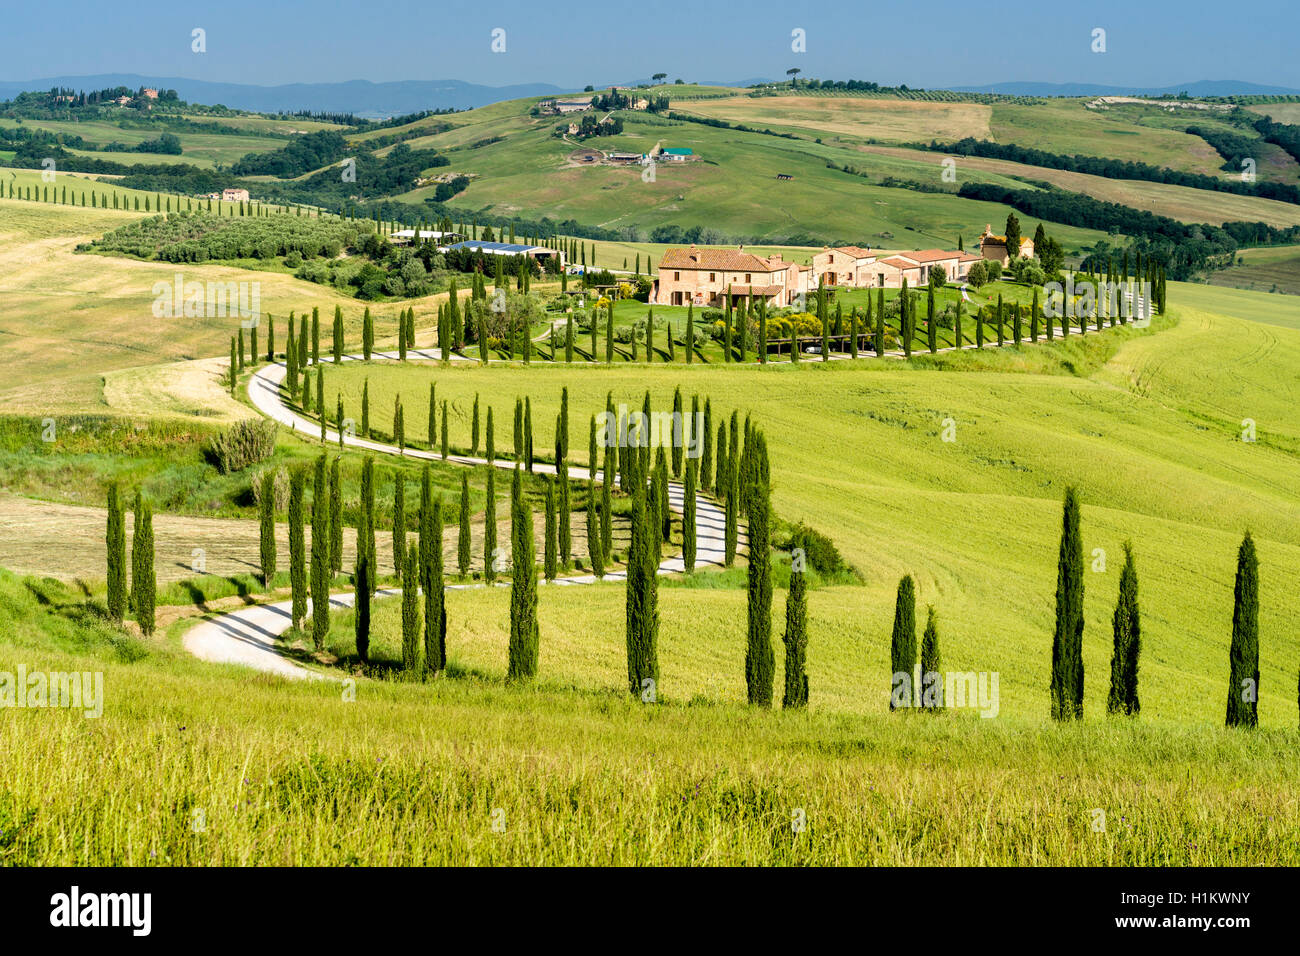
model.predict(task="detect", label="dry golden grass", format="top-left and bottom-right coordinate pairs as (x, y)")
top-left (678, 95), bottom-right (992, 142)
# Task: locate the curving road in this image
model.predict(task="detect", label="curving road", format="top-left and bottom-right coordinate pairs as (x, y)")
top-left (184, 354), bottom-right (741, 678)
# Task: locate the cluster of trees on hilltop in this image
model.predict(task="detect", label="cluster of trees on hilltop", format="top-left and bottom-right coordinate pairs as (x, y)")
top-left (230, 129), bottom-right (351, 177)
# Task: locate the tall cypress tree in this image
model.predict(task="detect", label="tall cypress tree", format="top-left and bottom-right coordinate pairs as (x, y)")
top-left (472, 394), bottom-right (480, 455)
top-left (745, 478), bottom-right (774, 706)
top-left (396, 543), bottom-right (420, 670)
top-left (130, 491), bottom-right (155, 636)
top-left (625, 483), bottom-right (659, 698)
top-left (332, 306), bottom-right (343, 363)
top-left (782, 560), bottom-right (809, 708)
top-left (105, 482), bottom-right (126, 622)
top-left (508, 467), bottom-right (539, 680)
top-left (289, 467), bottom-right (306, 630)
top-left (701, 399), bottom-right (714, 493)
top-left (1225, 531), bottom-right (1260, 729)
top-left (329, 457), bottom-right (343, 573)
top-left (428, 383), bottom-right (437, 450)
top-left (311, 306), bottom-right (320, 365)
top-left (392, 475), bottom-right (406, 581)
top-left (587, 479), bottom-right (605, 578)
top-left (671, 386), bottom-right (683, 478)
top-left (285, 322), bottom-right (300, 400)
top-left (683, 460), bottom-right (697, 573)
top-left (1051, 487), bottom-right (1085, 721)
top-left (363, 306), bottom-right (374, 361)
top-left (310, 455), bottom-right (330, 651)
top-left (920, 605), bottom-right (943, 711)
top-left (686, 303), bottom-right (695, 363)
top-left (259, 470), bottom-right (277, 589)
top-left (926, 285), bottom-right (937, 353)
top-left (359, 456), bottom-right (376, 595)
top-left (724, 468), bottom-right (737, 568)
top-left (1107, 542), bottom-right (1141, 717)
top-left (361, 380), bottom-right (371, 438)
top-left (441, 401), bottom-right (449, 459)
top-left (354, 549), bottom-right (371, 663)
top-left (890, 575), bottom-right (917, 711)
top-left (483, 464), bottom-right (499, 584)
top-left (544, 477), bottom-right (558, 581)
top-left (458, 472), bottom-right (471, 577)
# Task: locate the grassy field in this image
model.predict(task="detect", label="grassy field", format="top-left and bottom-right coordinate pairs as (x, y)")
top-left (0, 116), bottom-right (291, 167)
top-left (1206, 243), bottom-right (1300, 294)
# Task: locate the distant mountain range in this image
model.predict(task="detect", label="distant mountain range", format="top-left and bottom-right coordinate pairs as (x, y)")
top-left (1, 74), bottom-right (1296, 118)
top-left (955, 80), bottom-right (1300, 97)
top-left (0, 74), bottom-right (567, 117)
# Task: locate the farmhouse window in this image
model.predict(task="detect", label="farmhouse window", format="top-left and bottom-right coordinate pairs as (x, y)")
top-left (710, 273), bottom-right (715, 281)
top-left (674, 271), bottom-right (680, 280)
top-left (745, 273), bottom-right (752, 282)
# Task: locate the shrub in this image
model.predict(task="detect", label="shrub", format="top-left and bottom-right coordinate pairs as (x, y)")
top-left (251, 466), bottom-right (290, 511)
top-left (284, 250), bottom-right (303, 268)
top-left (783, 522), bottom-right (848, 576)
top-left (205, 419), bottom-right (278, 473)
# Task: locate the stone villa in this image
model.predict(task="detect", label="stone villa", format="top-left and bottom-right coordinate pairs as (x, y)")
top-left (651, 246), bottom-right (812, 308)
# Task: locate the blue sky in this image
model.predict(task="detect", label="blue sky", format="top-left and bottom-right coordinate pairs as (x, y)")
top-left (2, 0), bottom-right (1297, 90)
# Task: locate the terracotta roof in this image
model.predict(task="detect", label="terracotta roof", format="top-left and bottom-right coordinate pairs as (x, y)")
top-left (821, 245), bottom-right (874, 260)
top-left (904, 249), bottom-right (962, 263)
top-left (878, 256), bottom-right (920, 270)
top-left (728, 284), bottom-right (782, 296)
top-left (957, 252), bottom-right (982, 262)
top-left (659, 246), bottom-right (778, 273)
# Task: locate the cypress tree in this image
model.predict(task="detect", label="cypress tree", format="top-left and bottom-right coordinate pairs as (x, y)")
top-left (566, 313), bottom-right (574, 362)
top-left (782, 560), bottom-right (809, 708)
top-left (311, 306), bottom-right (320, 365)
top-left (130, 491), bottom-right (155, 637)
top-left (363, 306), bottom-right (374, 361)
top-left (900, 279), bottom-right (911, 358)
top-left (976, 307), bottom-right (984, 348)
top-left (422, 480), bottom-right (447, 675)
top-left (1051, 487), bottom-right (1085, 721)
top-left (558, 457), bottom-right (572, 565)
top-left (525, 397), bottom-right (534, 472)
top-left (1030, 289), bottom-right (1040, 342)
top-left (600, 447), bottom-right (613, 558)
top-left (724, 470), bottom-right (738, 568)
top-left (920, 605), bottom-right (943, 711)
top-left (671, 386), bottom-right (683, 478)
top-left (289, 467), bottom-right (306, 631)
top-left (716, 421), bottom-right (729, 503)
top-left (686, 303), bottom-right (695, 363)
top-left (513, 398), bottom-right (524, 462)
top-left (889, 575), bottom-right (917, 711)
top-left (331, 306), bottom-right (343, 363)
top-left (758, 300), bottom-right (768, 363)
top-left (441, 401), bottom-right (449, 459)
top-left (394, 394), bottom-right (405, 453)
top-left (472, 394), bottom-right (480, 455)
top-left (354, 549), bottom-right (371, 663)
top-left (483, 465), bottom-right (497, 583)
top-left (458, 472), bottom-right (471, 576)
top-left (286, 322), bottom-right (299, 400)
top-left (298, 313), bottom-right (309, 368)
top-left (359, 456), bottom-right (376, 595)
top-left (588, 479), bottom-right (605, 578)
top-left (745, 479), bottom-right (774, 706)
top-left (850, 308), bottom-right (859, 359)
top-left (105, 482), bottom-right (126, 622)
top-left (329, 457), bottom-right (342, 573)
top-left (238, 327), bottom-right (246, 370)
top-left (361, 380), bottom-right (371, 438)
top-left (229, 337), bottom-right (238, 395)
top-left (1107, 542), bottom-right (1141, 717)
top-left (508, 468), bottom-right (539, 681)
top-left (1013, 302), bottom-right (1023, 345)
top-left (625, 482), bottom-right (659, 697)
top-left (927, 285), bottom-right (937, 353)
top-left (395, 544), bottom-right (419, 670)
top-left (996, 294), bottom-right (1005, 347)
top-left (1225, 531), bottom-right (1260, 729)
top-left (428, 383), bottom-right (437, 450)
top-left (605, 305), bottom-right (614, 363)
top-left (544, 477), bottom-right (558, 581)
top-left (392, 475), bottom-right (406, 580)
top-left (955, 301), bottom-right (964, 350)
top-left (316, 367), bottom-right (325, 441)
top-left (683, 458), bottom-right (697, 573)
top-left (701, 399), bottom-right (714, 493)
top-left (874, 289), bottom-right (885, 355)
top-left (259, 470), bottom-right (277, 589)
top-left (310, 455), bottom-right (330, 651)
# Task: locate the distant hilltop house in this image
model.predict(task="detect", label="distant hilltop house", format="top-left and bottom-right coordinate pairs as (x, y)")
top-left (445, 239), bottom-right (565, 268)
top-left (114, 96), bottom-right (131, 106)
top-left (141, 88), bottom-right (159, 99)
top-left (978, 224), bottom-right (1034, 266)
top-left (391, 229), bottom-right (465, 246)
top-left (606, 151), bottom-right (644, 165)
top-left (811, 246), bottom-right (981, 289)
top-left (652, 245), bottom-right (812, 308)
top-left (222, 188), bottom-right (251, 203)
top-left (543, 97), bottom-right (593, 115)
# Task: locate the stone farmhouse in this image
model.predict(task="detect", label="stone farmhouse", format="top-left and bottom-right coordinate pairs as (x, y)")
top-left (651, 246), bottom-right (812, 308)
top-left (978, 224), bottom-right (1034, 266)
top-left (811, 246), bottom-right (981, 289)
